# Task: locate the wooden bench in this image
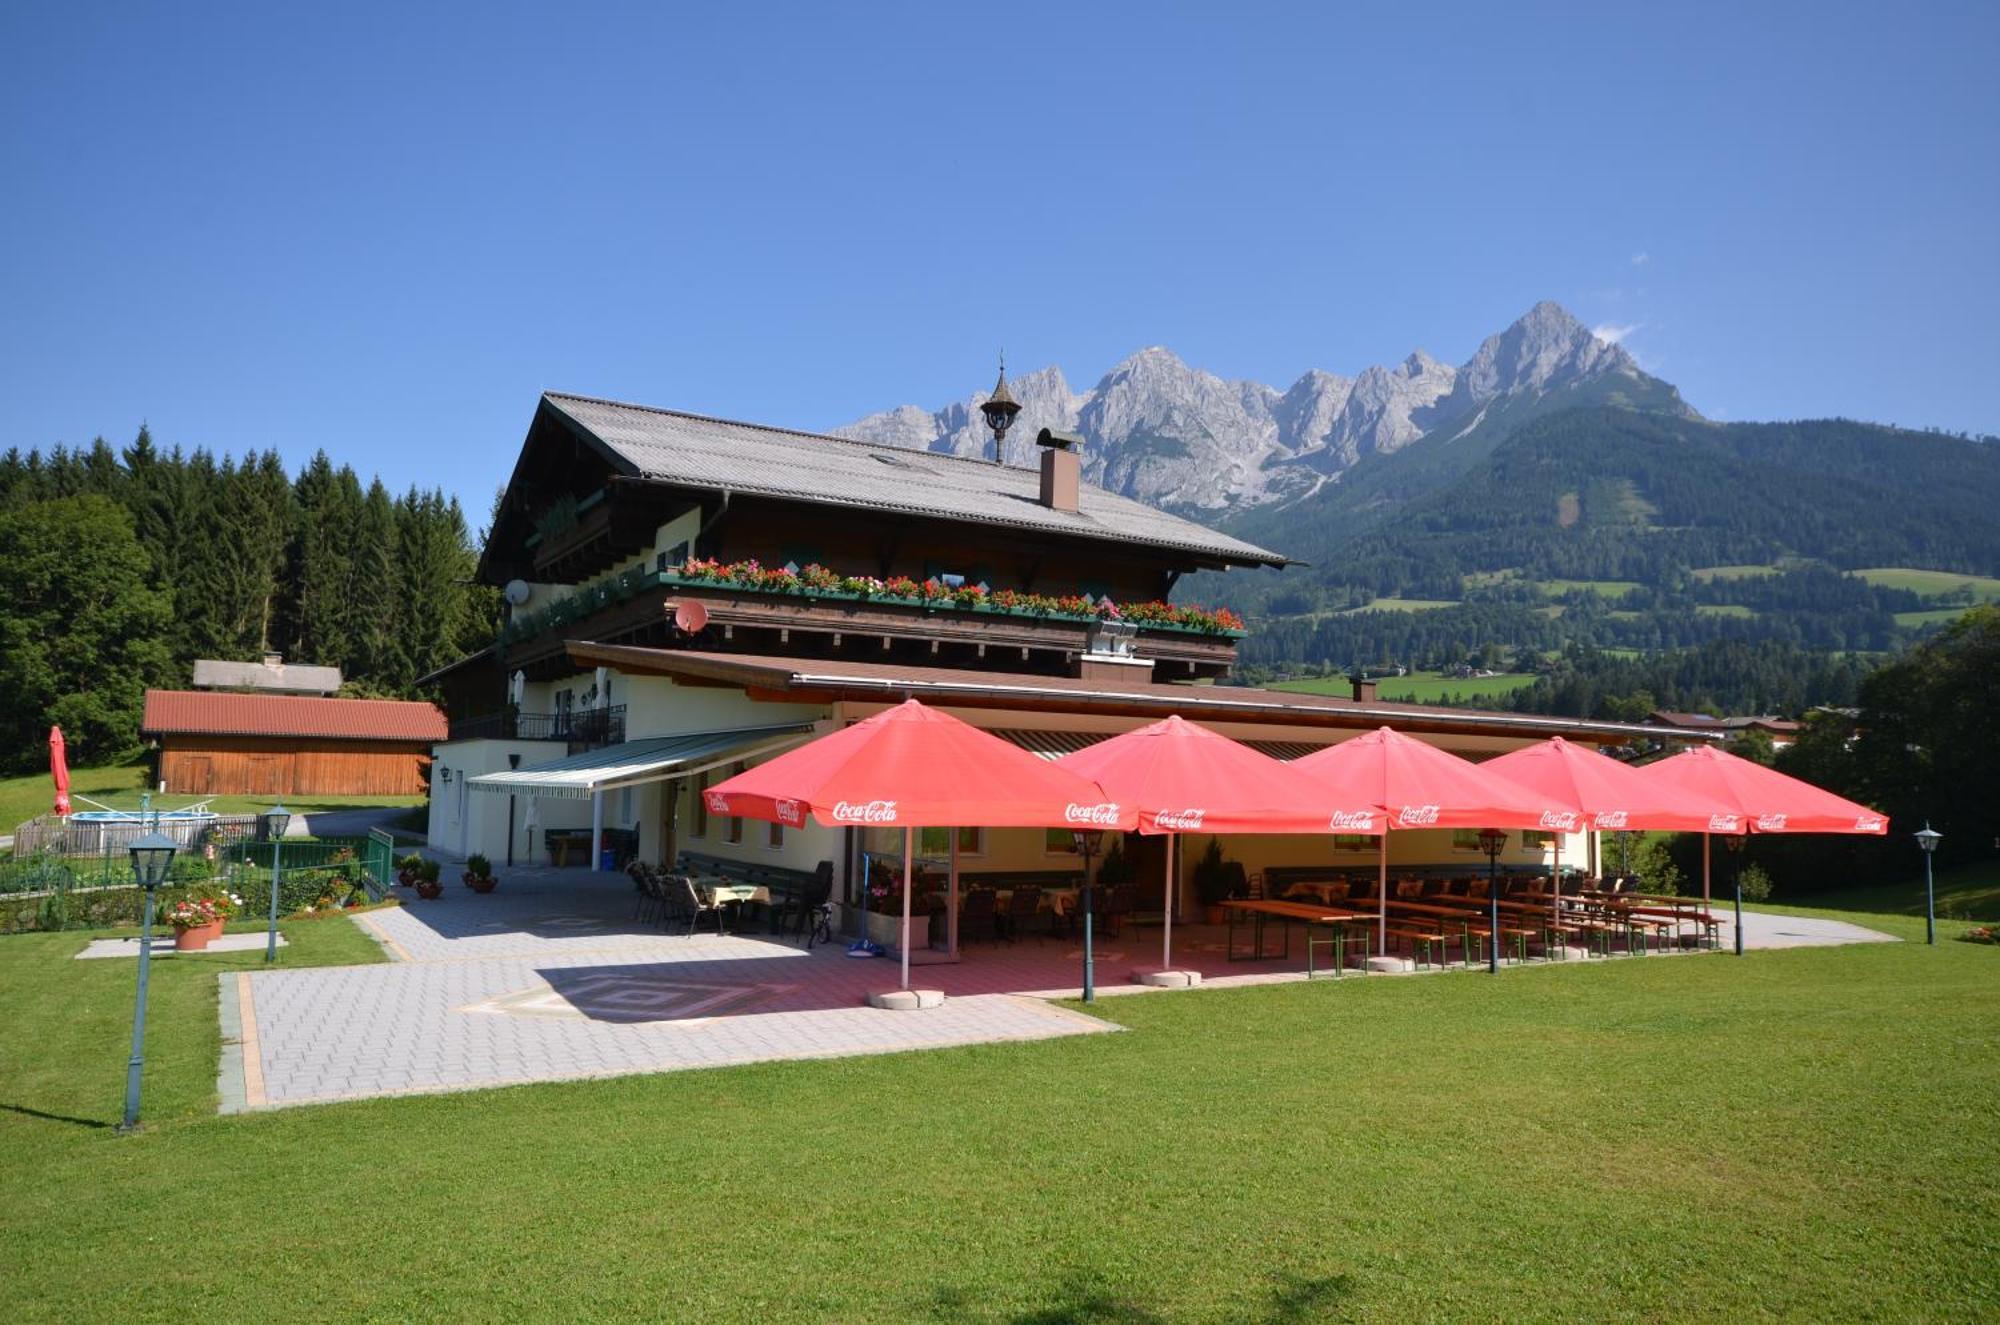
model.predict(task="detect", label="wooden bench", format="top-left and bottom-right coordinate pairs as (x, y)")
top-left (1220, 899), bottom-right (1368, 975)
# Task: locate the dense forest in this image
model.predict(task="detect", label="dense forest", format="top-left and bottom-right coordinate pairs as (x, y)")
top-left (0, 430), bottom-right (496, 774)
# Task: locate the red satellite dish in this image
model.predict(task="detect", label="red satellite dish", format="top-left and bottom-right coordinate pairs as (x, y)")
top-left (672, 600), bottom-right (709, 634)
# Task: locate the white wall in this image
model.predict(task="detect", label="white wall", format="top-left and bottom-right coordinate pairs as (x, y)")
top-left (426, 738), bottom-right (580, 865)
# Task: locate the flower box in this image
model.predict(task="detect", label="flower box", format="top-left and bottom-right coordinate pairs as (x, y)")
top-left (864, 906), bottom-right (936, 953)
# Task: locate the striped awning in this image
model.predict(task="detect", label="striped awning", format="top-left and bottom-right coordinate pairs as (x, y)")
top-left (988, 728), bottom-right (1332, 763)
top-left (466, 724), bottom-right (813, 800)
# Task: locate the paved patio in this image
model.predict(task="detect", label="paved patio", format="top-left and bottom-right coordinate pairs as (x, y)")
top-left (217, 865), bottom-right (1896, 1111)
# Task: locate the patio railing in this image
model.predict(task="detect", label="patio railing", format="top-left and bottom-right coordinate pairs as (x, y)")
top-left (446, 705), bottom-right (626, 752)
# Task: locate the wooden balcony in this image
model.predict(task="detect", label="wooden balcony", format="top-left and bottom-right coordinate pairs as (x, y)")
top-left (501, 581), bottom-right (1240, 683)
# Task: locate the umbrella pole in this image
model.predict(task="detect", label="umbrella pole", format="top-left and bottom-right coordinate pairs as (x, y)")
top-left (1162, 834), bottom-right (1175, 971)
top-left (948, 830), bottom-right (960, 960)
top-left (1377, 834), bottom-right (1388, 955)
top-left (900, 826), bottom-right (913, 991)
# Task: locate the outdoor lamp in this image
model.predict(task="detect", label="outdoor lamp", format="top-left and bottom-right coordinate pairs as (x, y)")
top-left (262, 804), bottom-right (293, 964)
top-left (1915, 823), bottom-right (1942, 946)
top-left (1070, 829), bottom-right (1105, 1003)
top-left (1476, 828), bottom-right (1507, 974)
top-left (120, 830), bottom-right (179, 1133)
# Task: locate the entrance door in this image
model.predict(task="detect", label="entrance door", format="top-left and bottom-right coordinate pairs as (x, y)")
top-left (247, 756), bottom-right (282, 797)
top-left (181, 757), bottom-right (214, 795)
top-left (1124, 836), bottom-right (1172, 917)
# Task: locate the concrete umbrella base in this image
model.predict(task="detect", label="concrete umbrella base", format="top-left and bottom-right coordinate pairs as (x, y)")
top-left (1365, 954), bottom-right (1415, 974)
top-left (867, 988), bottom-right (946, 1011)
top-left (1130, 968), bottom-right (1202, 988)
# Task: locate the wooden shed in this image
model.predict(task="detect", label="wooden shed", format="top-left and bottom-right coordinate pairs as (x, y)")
top-left (141, 690), bottom-right (447, 797)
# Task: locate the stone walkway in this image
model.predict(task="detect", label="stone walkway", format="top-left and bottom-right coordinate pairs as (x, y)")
top-left (218, 868), bottom-right (1897, 1112)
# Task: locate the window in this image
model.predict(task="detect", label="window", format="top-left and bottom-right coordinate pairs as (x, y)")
top-left (723, 762), bottom-right (746, 844)
top-left (1332, 834), bottom-right (1372, 851)
top-left (1520, 830), bottom-right (1554, 849)
top-left (1452, 829), bottom-right (1484, 852)
top-left (691, 771), bottom-right (709, 839)
top-left (767, 818), bottom-right (783, 850)
top-left (918, 827), bottom-right (982, 856)
top-left (660, 541), bottom-right (691, 572)
top-left (1044, 829), bottom-right (1079, 856)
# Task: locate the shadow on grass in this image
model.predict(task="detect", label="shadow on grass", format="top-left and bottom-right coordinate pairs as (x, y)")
top-left (925, 1270), bottom-right (1354, 1324)
top-left (1, 1101), bottom-right (112, 1130)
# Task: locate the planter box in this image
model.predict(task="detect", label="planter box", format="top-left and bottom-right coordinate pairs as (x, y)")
top-left (864, 906), bottom-right (936, 953)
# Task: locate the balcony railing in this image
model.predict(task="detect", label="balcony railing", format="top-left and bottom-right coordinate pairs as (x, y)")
top-left (448, 704), bottom-right (626, 752)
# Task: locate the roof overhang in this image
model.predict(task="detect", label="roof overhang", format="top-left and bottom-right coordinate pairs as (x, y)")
top-left (465, 723), bottom-right (814, 800)
top-left (562, 642), bottom-right (1727, 748)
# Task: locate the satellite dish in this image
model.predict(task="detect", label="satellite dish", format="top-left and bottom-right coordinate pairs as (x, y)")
top-left (503, 579), bottom-right (533, 606)
top-left (673, 600), bottom-right (709, 634)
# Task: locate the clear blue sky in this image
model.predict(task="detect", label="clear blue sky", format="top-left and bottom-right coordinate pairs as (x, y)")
top-left (4, 3), bottom-right (1995, 510)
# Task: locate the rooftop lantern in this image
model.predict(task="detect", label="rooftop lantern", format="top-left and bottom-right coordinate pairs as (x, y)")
top-left (979, 356), bottom-right (1022, 465)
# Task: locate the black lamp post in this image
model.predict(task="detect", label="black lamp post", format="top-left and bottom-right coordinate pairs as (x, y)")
top-left (261, 804), bottom-right (292, 962)
top-left (1477, 828), bottom-right (1507, 974)
top-left (979, 359), bottom-right (1022, 465)
top-left (1071, 828), bottom-right (1104, 1002)
top-left (1725, 834), bottom-right (1748, 956)
top-left (120, 829), bottom-right (179, 1133)
top-left (1915, 823), bottom-right (1942, 945)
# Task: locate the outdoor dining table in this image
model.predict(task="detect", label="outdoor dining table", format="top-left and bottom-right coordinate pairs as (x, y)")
top-left (694, 879), bottom-right (773, 934)
top-left (991, 886), bottom-right (1082, 916)
top-left (1220, 899), bottom-right (1369, 977)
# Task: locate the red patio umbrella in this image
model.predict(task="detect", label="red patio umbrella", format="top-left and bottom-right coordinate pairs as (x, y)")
top-left (1639, 745), bottom-right (1886, 949)
top-left (704, 699), bottom-right (1132, 991)
top-left (1484, 736), bottom-right (1746, 930)
top-left (1056, 715), bottom-right (1383, 977)
top-left (1292, 727), bottom-right (1572, 953)
top-left (49, 726), bottom-right (72, 818)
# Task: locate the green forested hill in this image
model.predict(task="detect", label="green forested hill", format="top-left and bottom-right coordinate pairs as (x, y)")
top-left (1200, 408), bottom-right (2000, 674)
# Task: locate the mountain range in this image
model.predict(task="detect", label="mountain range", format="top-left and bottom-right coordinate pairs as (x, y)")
top-left (836, 301), bottom-right (1695, 515)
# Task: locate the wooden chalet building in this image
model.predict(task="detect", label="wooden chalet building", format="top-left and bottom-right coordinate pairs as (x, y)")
top-left (143, 690), bottom-right (446, 797)
top-left (428, 380), bottom-right (1712, 916)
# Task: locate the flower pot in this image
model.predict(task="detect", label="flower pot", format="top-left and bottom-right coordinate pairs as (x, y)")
top-left (467, 876), bottom-right (497, 894)
top-left (865, 906), bottom-right (934, 953)
top-left (415, 882), bottom-right (444, 900)
top-left (173, 920), bottom-right (224, 951)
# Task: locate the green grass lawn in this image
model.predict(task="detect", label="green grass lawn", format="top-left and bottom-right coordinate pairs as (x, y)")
top-left (1537, 578), bottom-right (1642, 599)
top-left (0, 763), bottom-right (424, 833)
top-left (1785, 859), bottom-right (2000, 924)
top-left (1335, 596), bottom-right (1461, 614)
top-left (1853, 567), bottom-right (2000, 600)
top-left (2, 902), bottom-right (1995, 1322)
top-left (1272, 671), bottom-right (1539, 705)
top-left (1690, 563), bottom-right (1783, 582)
top-left (1895, 607), bottom-right (1977, 630)
top-left (1694, 603), bottom-right (1757, 619)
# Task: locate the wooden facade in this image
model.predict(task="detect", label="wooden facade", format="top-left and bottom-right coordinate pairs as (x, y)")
top-left (157, 735), bottom-right (432, 797)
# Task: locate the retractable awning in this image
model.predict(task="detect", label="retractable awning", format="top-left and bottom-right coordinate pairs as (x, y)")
top-left (988, 728), bottom-right (1331, 763)
top-left (466, 724), bottom-right (815, 800)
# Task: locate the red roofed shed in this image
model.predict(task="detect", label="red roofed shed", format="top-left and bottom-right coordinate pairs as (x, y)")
top-left (141, 690), bottom-right (446, 797)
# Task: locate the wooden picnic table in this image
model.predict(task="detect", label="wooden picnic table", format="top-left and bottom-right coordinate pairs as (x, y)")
top-left (1220, 899), bottom-right (1369, 977)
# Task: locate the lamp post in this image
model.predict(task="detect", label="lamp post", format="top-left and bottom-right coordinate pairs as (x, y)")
top-left (1072, 828), bottom-right (1104, 1003)
top-left (120, 830), bottom-right (180, 1133)
top-left (1915, 823), bottom-right (1942, 945)
top-left (1725, 834), bottom-right (1748, 956)
top-left (261, 804), bottom-right (292, 963)
top-left (979, 358), bottom-right (1022, 465)
top-left (1477, 828), bottom-right (1507, 974)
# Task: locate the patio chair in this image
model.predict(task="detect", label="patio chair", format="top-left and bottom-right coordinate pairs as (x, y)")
top-left (959, 888), bottom-right (1000, 944)
top-left (666, 875), bottom-right (724, 937)
top-left (1101, 884), bottom-right (1136, 938)
top-left (774, 861), bottom-right (835, 948)
top-left (1000, 884), bottom-right (1042, 943)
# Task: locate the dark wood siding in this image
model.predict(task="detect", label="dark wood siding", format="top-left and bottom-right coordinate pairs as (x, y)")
top-left (158, 736), bottom-right (431, 797)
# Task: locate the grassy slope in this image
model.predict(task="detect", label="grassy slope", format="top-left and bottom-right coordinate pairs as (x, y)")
top-left (1853, 567), bottom-right (2000, 599)
top-left (1, 904), bottom-right (1995, 1322)
top-left (0, 764), bottom-right (423, 832)
top-left (1273, 672), bottom-right (1539, 705)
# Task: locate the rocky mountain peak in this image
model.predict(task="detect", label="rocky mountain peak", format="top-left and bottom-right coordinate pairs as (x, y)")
top-left (832, 302), bottom-right (1689, 513)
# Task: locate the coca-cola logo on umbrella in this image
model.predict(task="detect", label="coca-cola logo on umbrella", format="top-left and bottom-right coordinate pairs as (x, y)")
top-left (1065, 802), bottom-right (1122, 826)
top-left (1854, 815), bottom-right (1884, 832)
top-left (1538, 810), bottom-right (1580, 832)
top-left (1708, 814), bottom-right (1744, 833)
top-left (1594, 810), bottom-right (1630, 830)
top-left (703, 790), bottom-right (729, 814)
top-left (1754, 813), bottom-right (1788, 832)
top-left (1328, 810), bottom-right (1377, 831)
top-left (832, 800), bottom-right (899, 824)
top-left (1153, 808), bottom-right (1206, 831)
top-left (774, 798), bottom-right (805, 826)
top-left (1394, 804), bottom-right (1441, 827)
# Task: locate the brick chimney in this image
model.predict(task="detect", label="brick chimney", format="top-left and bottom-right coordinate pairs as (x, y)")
top-left (1350, 674), bottom-right (1378, 702)
top-left (1036, 428), bottom-right (1081, 512)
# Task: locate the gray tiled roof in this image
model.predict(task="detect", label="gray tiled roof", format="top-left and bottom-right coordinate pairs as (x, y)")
top-left (191, 659), bottom-right (343, 694)
top-left (542, 392), bottom-right (1287, 568)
